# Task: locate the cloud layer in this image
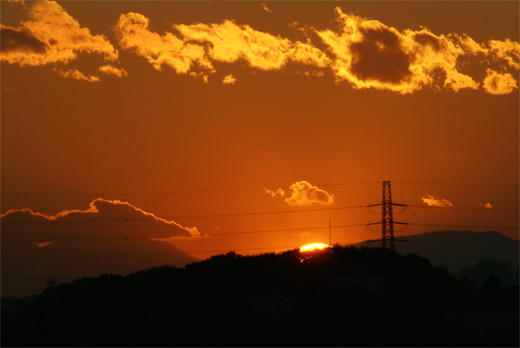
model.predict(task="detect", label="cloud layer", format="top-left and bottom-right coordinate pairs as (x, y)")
top-left (1, 1), bottom-right (518, 93)
top-left (265, 181), bottom-right (335, 207)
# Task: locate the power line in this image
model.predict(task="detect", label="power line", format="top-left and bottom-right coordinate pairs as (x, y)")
top-left (0, 182), bottom-right (381, 198)
top-left (1, 208), bottom-right (368, 225)
top-left (1, 244), bottom-right (304, 260)
top-left (2, 202), bottom-right (517, 225)
top-left (393, 181), bottom-right (519, 187)
top-left (406, 205), bottom-right (518, 212)
top-left (3, 236), bottom-right (518, 260)
top-left (0, 204), bottom-right (367, 224)
top-left (391, 239), bottom-right (518, 247)
top-left (2, 219), bottom-right (518, 244)
top-left (2, 180), bottom-right (516, 199)
top-left (1, 223), bottom-right (368, 243)
top-left (407, 223), bottom-right (519, 230)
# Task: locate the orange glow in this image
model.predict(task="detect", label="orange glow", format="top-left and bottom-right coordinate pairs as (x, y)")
top-left (300, 243), bottom-right (330, 252)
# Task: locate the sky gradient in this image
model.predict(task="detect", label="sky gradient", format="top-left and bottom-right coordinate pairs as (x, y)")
top-left (2, 1), bottom-right (519, 288)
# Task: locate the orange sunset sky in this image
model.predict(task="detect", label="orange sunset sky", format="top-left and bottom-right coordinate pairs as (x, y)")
top-left (1, 0), bottom-right (519, 295)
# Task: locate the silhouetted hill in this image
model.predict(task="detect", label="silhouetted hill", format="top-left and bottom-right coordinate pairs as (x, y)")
top-left (2, 246), bottom-right (518, 347)
top-left (357, 230), bottom-right (519, 276)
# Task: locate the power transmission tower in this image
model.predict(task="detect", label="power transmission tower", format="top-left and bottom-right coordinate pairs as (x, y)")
top-left (367, 181), bottom-right (407, 252)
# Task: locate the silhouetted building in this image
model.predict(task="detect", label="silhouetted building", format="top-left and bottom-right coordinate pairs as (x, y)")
top-left (459, 258), bottom-right (517, 287)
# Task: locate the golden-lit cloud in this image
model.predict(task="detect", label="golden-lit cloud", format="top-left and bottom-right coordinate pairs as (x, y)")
top-left (1, 198), bottom-right (200, 238)
top-left (188, 71), bottom-right (210, 83)
top-left (223, 73), bottom-right (237, 84)
top-left (175, 20), bottom-right (330, 71)
top-left (421, 194), bottom-right (453, 207)
top-left (112, 7), bottom-right (517, 92)
top-left (55, 68), bottom-right (100, 82)
top-left (114, 12), bottom-right (330, 76)
top-left (482, 69), bottom-right (518, 95)
top-left (478, 202), bottom-right (493, 209)
top-left (0, 0), bottom-right (118, 67)
top-left (99, 65), bottom-right (128, 78)
top-left (261, 4), bottom-right (272, 13)
top-left (3, 3), bottom-right (517, 93)
top-left (114, 12), bottom-right (211, 74)
top-left (265, 181), bottom-right (334, 207)
top-left (315, 7), bottom-right (518, 94)
top-left (489, 39), bottom-right (520, 69)
top-left (264, 187), bottom-right (285, 198)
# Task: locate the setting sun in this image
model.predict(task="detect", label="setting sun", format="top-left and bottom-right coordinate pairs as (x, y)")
top-left (300, 243), bottom-right (330, 252)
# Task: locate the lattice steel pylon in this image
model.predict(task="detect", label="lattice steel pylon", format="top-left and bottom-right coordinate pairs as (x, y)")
top-left (381, 181), bottom-right (395, 252)
top-left (367, 181), bottom-right (407, 253)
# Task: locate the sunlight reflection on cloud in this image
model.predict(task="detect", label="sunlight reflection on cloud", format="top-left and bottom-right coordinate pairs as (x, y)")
top-left (421, 194), bottom-right (453, 208)
top-left (265, 181), bottom-right (334, 207)
top-left (1, 1), bottom-right (117, 67)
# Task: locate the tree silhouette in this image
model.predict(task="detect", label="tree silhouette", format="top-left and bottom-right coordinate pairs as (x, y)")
top-left (2, 246), bottom-right (518, 346)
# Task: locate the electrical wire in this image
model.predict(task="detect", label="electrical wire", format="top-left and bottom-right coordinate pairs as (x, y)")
top-left (1, 223), bottom-right (368, 243)
top-left (406, 205), bottom-right (518, 212)
top-left (0, 204), bottom-right (368, 224)
top-left (0, 182), bottom-right (381, 198)
top-left (393, 181), bottom-right (519, 187)
top-left (2, 180), bottom-right (517, 199)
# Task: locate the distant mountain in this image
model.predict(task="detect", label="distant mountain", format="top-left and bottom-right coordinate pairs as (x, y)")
top-left (1, 200), bottom-right (200, 298)
top-left (2, 238), bottom-right (198, 298)
top-left (356, 230), bottom-right (519, 276)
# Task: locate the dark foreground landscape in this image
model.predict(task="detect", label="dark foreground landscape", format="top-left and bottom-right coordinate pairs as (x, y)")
top-left (2, 246), bottom-right (519, 346)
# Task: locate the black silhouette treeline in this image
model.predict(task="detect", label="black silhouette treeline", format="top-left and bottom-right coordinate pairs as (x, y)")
top-left (2, 246), bottom-right (518, 346)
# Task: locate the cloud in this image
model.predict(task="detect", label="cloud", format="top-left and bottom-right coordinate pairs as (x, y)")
top-left (261, 4), bottom-right (272, 13)
top-left (265, 181), bottom-right (334, 207)
top-left (478, 202), bottom-right (493, 209)
top-left (1, 199), bottom-right (200, 297)
top-left (223, 73), bottom-right (237, 84)
top-left (4, 3), bottom-right (517, 93)
top-left (114, 12), bottom-right (211, 74)
top-left (99, 65), bottom-right (128, 78)
top-left (7, 0), bottom-right (25, 5)
top-left (315, 7), bottom-right (518, 94)
top-left (482, 69), bottom-right (518, 95)
top-left (55, 68), bottom-right (100, 82)
top-left (1, 198), bottom-right (200, 238)
top-left (175, 20), bottom-right (331, 71)
top-left (421, 194), bottom-right (453, 207)
top-left (264, 187), bottom-right (285, 198)
top-left (114, 12), bottom-right (330, 77)
top-left (0, 0), bottom-right (118, 67)
top-left (489, 39), bottom-right (520, 70)
top-left (112, 7), bottom-right (517, 92)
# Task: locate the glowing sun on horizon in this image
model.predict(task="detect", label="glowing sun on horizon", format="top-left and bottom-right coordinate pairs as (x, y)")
top-left (300, 243), bottom-right (330, 252)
